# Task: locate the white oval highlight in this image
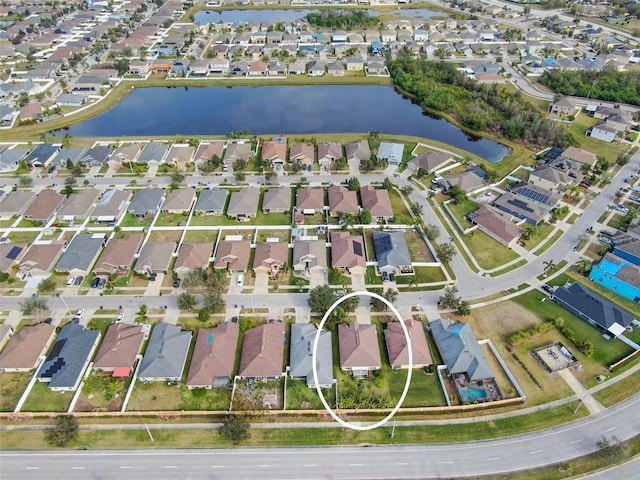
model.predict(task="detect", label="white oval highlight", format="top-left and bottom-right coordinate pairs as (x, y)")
top-left (312, 290), bottom-right (413, 431)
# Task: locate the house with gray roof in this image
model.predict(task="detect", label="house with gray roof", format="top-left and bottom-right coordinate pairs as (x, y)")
top-left (56, 187), bottom-right (100, 222)
top-left (377, 142), bottom-right (404, 166)
top-left (292, 239), bottom-right (327, 276)
top-left (81, 145), bottom-right (112, 166)
top-left (135, 242), bottom-right (176, 274)
top-left (430, 318), bottom-right (495, 382)
top-left (36, 321), bottom-right (101, 391)
top-left (407, 151), bottom-right (454, 174)
top-left (55, 233), bottom-right (106, 276)
top-left (552, 282), bottom-right (636, 338)
top-left (345, 140), bottom-right (371, 163)
top-left (223, 143), bottom-right (253, 164)
top-left (0, 190), bottom-right (35, 219)
top-left (138, 322), bottom-right (192, 382)
top-left (161, 188), bottom-right (195, 214)
top-left (50, 147), bottom-right (86, 167)
top-left (186, 322), bottom-right (239, 389)
top-left (373, 230), bottom-right (413, 275)
top-left (0, 148), bottom-right (29, 172)
top-left (26, 143), bottom-right (59, 167)
top-left (137, 142), bottom-right (169, 164)
top-left (90, 189), bottom-right (130, 223)
top-left (127, 188), bottom-right (165, 218)
top-left (194, 188), bottom-right (228, 215)
top-left (262, 186), bottom-right (291, 213)
top-left (289, 323), bottom-right (333, 388)
top-left (227, 186), bottom-right (260, 221)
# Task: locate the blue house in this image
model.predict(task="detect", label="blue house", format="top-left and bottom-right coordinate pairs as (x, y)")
top-left (612, 225), bottom-right (640, 266)
top-left (589, 253), bottom-right (640, 303)
top-left (171, 60), bottom-right (190, 76)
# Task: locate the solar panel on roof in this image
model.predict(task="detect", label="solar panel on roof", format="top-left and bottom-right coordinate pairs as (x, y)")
top-left (353, 241), bottom-right (363, 257)
top-left (517, 187), bottom-right (550, 205)
top-left (508, 199), bottom-right (535, 213)
top-left (6, 245), bottom-right (22, 260)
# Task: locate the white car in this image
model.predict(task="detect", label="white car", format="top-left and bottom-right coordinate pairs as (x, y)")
top-left (75, 309), bottom-right (85, 320)
top-left (66, 277), bottom-right (76, 286)
top-left (115, 313), bottom-right (125, 323)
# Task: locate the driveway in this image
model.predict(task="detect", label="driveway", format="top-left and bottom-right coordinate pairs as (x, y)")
top-left (253, 272), bottom-right (269, 295)
top-left (348, 159), bottom-right (360, 176)
top-left (309, 269), bottom-right (326, 289)
top-left (144, 273), bottom-right (164, 296)
top-left (350, 271), bottom-right (366, 291)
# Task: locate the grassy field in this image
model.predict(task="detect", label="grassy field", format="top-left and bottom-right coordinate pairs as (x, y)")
top-left (183, 228), bottom-right (219, 243)
top-left (388, 188), bottom-right (413, 225)
top-left (127, 380), bottom-right (232, 411)
top-left (120, 213), bottom-right (153, 228)
top-left (285, 379), bottom-right (335, 410)
top-left (155, 212), bottom-right (190, 227)
top-left (7, 230), bottom-right (39, 244)
top-left (20, 381), bottom-right (72, 412)
top-left (446, 199), bottom-right (480, 229)
top-left (464, 229), bottom-right (519, 270)
top-left (0, 373), bottom-right (31, 412)
top-left (395, 266), bottom-right (446, 284)
top-left (75, 372), bottom-right (131, 412)
top-left (522, 222), bottom-right (555, 251)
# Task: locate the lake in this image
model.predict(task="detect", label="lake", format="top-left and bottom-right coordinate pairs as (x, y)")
top-left (193, 8), bottom-right (440, 24)
top-left (66, 85), bottom-right (510, 163)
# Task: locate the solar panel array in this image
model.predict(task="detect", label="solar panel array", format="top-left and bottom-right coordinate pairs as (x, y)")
top-left (516, 186), bottom-right (550, 205)
top-left (353, 241), bottom-right (363, 257)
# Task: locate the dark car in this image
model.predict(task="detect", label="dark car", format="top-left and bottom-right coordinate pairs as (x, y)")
top-left (541, 284), bottom-right (553, 294)
top-left (389, 273), bottom-right (396, 282)
top-left (74, 276), bottom-right (83, 286)
top-left (149, 273), bottom-right (157, 281)
top-left (173, 278), bottom-right (181, 288)
top-left (382, 272), bottom-right (389, 282)
top-left (91, 277), bottom-right (100, 288)
top-left (44, 317), bottom-right (53, 324)
top-left (97, 277), bottom-right (106, 289)
top-left (231, 316), bottom-right (238, 323)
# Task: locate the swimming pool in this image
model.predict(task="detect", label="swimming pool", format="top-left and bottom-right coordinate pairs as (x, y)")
top-left (458, 387), bottom-right (488, 403)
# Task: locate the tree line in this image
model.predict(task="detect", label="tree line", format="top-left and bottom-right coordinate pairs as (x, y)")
top-left (304, 10), bottom-right (380, 31)
top-left (387, 51), bottom-right (574, 149)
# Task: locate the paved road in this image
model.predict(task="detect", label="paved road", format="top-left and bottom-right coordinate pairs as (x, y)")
top-left (1, 394), bottom-right (638, 479)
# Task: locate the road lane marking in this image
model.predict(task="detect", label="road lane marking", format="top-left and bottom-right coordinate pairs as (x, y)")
top-left (440, 461), bottom-right (455, 464)
top-left (396, 462), bottom-right (408, 466)
top-left (487, 457), bottom-right (500, 461)
top-left (303, 464), bottom-right (317, 467)
top-left (530, 450), bottom-right (542, 454)
top-left (606, 427), bottom-right (616, 432)
top-left (350, 463), bottom-right (363, 466)
top-left (164, 466), bottom-right (178, 469)
top-left (72, 466), bottom-right (85, 469)
top-left (120, 466), bottom-right (132, 469)
top-left (25, 467), bottom-right (39, 470)
top-left (258, 465), bottom-right (270, 468)
top-left (211, 466), bottom-right (224, 468)
top-left (569, 440), bottom-right (581, 444)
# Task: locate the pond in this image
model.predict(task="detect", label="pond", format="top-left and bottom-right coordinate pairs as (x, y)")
top-left (66, 85), bottom-right (510, 163)
top-left (193, 8), bottom-right (441, 24)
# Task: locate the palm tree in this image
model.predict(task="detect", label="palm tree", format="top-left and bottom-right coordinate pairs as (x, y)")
top-left (136, 304), bottom-right (149, 323)
top-left (543, 259), bottom-right (557, 276)
top-left (576, 259), bottom-right (592, 276)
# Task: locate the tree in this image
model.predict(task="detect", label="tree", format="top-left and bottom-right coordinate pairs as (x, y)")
top-left (382, 178), bottom-right (394, 190)
top-left (219, 415), bottom-right (250, 445)
top-left (20, 297), bottom-right (48, 321)
top-left (425, 224), bottom-right (441, 241)
top-left (62, 132), bottom-right (73, 148)
top-left (485, 169), bottom-right (499, 184)
top-left (308, 285), bottom-right (358, 326)
top-left (400, 185), bottom-right (414, 197)
top-left (177, 292), bottom-right (198, 311)
top-left (457, 300), bottom-right (471, 316)
top-left (170, 169), bottom-right (185, 189)
top-left (576, 259), bottom-right (592, 275)
top-left (437, 243), bottom-right (457, 264)
top-left (70, 162), bottom-right (85, 177)
top-left (18, 175), bottom-right (33, 186)
top-left (233, 159), bottom-right (248, 171)
top-left (543, 259), bottom-right (557, 276)
top-left (356, 210), bottom-right (372, 225)
top-left (371, 289), bottom-right (398, 311)
top-left (47, 416), bottom-right (78, 447)
top-left (449, 185), bottom-right (467, 204)
top-left (198, 309), bottom-right (210, 322)
top-left (37, 277), bottom-right (56, 294)
top-left (203, 292), bottom-right (226, 313)
top-left (347, 177), bottom-right (360, 191)
top-left (114, 57), bottom-right (130, 76)
top-left (339, 212), bottom-right (355, 229)
top-left (410, 203), bottom-right (424, 217)
top-left (62, 176), bottom-right (75, 195)
top-left (439, 286), bottom-right (461, 309)
top-left (136, 304), bottom-right (148, 323)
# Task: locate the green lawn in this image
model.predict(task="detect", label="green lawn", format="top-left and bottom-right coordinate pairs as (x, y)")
top-left (388, 188), bottom-right (413, 225)
top-left (190, 210), bottom-right (290, 226)
top-left (447, 199), bottom-right (480, 229)
top-left (75, 372), bottom-right (131, 412)
top-left (0, 373), bottom-right (31, 412)
top-left (127, 381), bottom-right (183, 411)
top-left (183, 228), bottom-right (219, 243)
top-left (155, 212), bottom-right (190, 227)
top-left (20, 381), bottom-right (72, 412)
top-left (120, 213), bottom-right (153, 228)
top-left (16, 218), bottom-right (44, 228)
top-left (464, 229), bottom-right (519, 270)
top-left (395, 266), bottom-right (447, 284)
top-left (388, 368), bottom-right (446, 407)
top-left (522, 222), bottom-right (555, 251)
top-left (178, 386), bottom-right (233, 411)
top-left (285, 379), bottom-right (335, 410)
top-left (365, 265), bottom-right (383, 285)
top-left (8, 230), bottom-right (39, 244)
top-left (535, 229), bottom-right (564, 256)
top-left (568, 114), bottom-right (627, 162)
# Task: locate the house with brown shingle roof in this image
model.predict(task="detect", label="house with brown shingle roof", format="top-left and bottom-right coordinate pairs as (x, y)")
top-left (93, 323), bottom-right (147, 377)
top-left (18, 241), bottom-right (65, 279)
top-left (227, 186), bottom-right (260, 221)
top-left (558, 146), bottom-right (598, 168)
top-left (439, 170), bottom-right (486, 193)
top-left (328, 185), bottom-right (358, 217)
top-left (407, 151), bottom-right (454, 174)
top-left (296, 186), bottom-right (324, 213)
top-left (93, 233), bottom-right (144, 276)
top-left (262, 186), bottom-right (291, 213)
top-left (161, 187), bottom-right (195, 214)
top-left (223, 143), bottom-right (253, 164)
top-left (0, 190), bottom-right (36, 219)
top-left (134, 242), bottom-right (176, 274)
top-left (56, 187), bottom-right (100, 223)
top-left (214, 240), bottom-right (251, 272)
top-left (174, 242), bottom-right (212, 276)
top-left (384, 319), bottom-right (432, 370)
top-left (317, 142), bottom-right (343, 171)
top-left (0, 323), bottom-right (56, 372)
top-left (110, 143), bottom-right (142, 165)
top-left (253, 241), bottom-right (289, 278)
top-left (360, 185), bottom-right (393, 221)
top-left (468, 204), bottom-right (524, 248)
top-left (338, 322), bottom-right (381, 376)
top-left (238, 322), bottom-right (285, 379)
top-left (330, 231), bottom-right (366, 273)
top-left (261, 140), bottom-right (287, 167)
top-left (195, 141), bottom-right (226, 164)
top-left (23, 188), bottom-right (66, 223)
top-left (166, 144), bottom-right (195, 167)
top-left (345, 139), bottom-right (371, 163)
top-left (187, 322), bottom-right (239, 389)
top-left (528, 165), bottom-right (573, 192)
top-left (289, 143), bottom-right (314, 167)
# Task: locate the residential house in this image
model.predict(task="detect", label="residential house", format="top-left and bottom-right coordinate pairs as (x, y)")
top-left (0, 148), bottom-right (29, 172)
top-left (19, 102), bottom-right (43, 121)
top-left (317, 142), bottom-right (342, 171)
top-left (186, 323), bottom-right (239, 389)
top-left (248, 60), bottom-right (268, 76)
top-left (289, 143), bottom-right (314, 167)
top-left (214, 240), bottom-right (251, 272)
top-left (552, 282), bottom-right (636, 337)
top-left (238, 323), bottom-right (285, 379)
top-left (23, 189), bottom-right (66, 223)
top-left (166, 144), bottom-right (195, 167)
top-left (327, 60), bottom-right (345, 76)
top-left (26, 144), bottom-right (59, 167)
top-left (289, 323), bottom-right (333, 389)
top-left (373, 230), bottom-right (413, 275)
top-left (345, 57), bottom-right (365, 71)
top-left (307, 60), bottom-right (326, 76)
top-left (385, 320), bottom-right (432, 370)
top-left (528, 165), bottom-right (573, 193)
top-left (93, 233), bottom-right (143, 277)
top-left (227, 187), bottom-right (260, 221)
top-left (253, 241), bottom-right (288, 278)
top-left (18, 241), bottom-right (65, 279)
top-left (589, 253), bottom-right (640, 304)
top-left (223, 143), bottom-right (253, 164)
top-left (468, 204), bottom-right (524, 248)
top-left (377, 142), bottom-right (404, 166)
top-left (93, 323), bottom-right (147, 377)
top-left (360, 185), bottom-right (393, 221)
top-left (209, 58), bottom-right (230, 75)
top-left (138, 323), bottom-right (192, 382)
top-left (407, 150), bottom-right (454, 174)
top-left (268, 60), bottom-right (287, 76)
top-left (558, 146), bottom-right (598, 169)
top-left (439, 170), bottom-right (486, 192)
top-left (366, 60), bottom-right (387, 76)
top-left (50, 147), bottom-right (88, 168)
top-left (81, 145), bottom-right (112, 167)
top-left (55, 233), bottom-right (105, 276)
top-left (338, 322), bottom-right (381, 376)
top-left (127, 188), bottom-right (165, 218)
top-left (430, 318), bottom-right (495, 381)
top-left (262, 186), bottom-right (291, 213)
top-left (0, 190), bottom-right (35, 219)
top-left (288, 59), bottom-right (307, 75)
top-left (550, 97), bottom-right (577, 116)
top-left (56, 188), bottom-right (100, 223)
top-left (0, 323), bottom-right (56, 372)
top-left (36, 322), bottom-right (100, 391)
top-left (612, 226), bottom-right (640, 266)
top-left (292, 239), bottom-right (327, 276)
top-left (194, 188), bottom-right (228, 215)
top-left (174, 243), bottom-right (212, 277)
top-left (161, 188), bottom-right (195, 214)
top-left (493, 192), bottom-right (550, 226)
top-left (195, 141), bottom-right (225, 165)
top-left (0, 243), bottom-right (25, 273)
top-left (328, 185), bottom-right (358, 217)
top-left (137, 142), bottom-right (169, 165)
top-left (111, 143), bottom-right (142, 165)
top-left (296, 186), bottom-right (325, 214)
top-left (135, 242), bottom-right (175, 274)
top-left (345, 140), bottom-right (371, 164)
top-left (170, 59), bottom-right (190, 76)
top-left (330, 231), bottom-right (366, 273)
top-left (261, 140), bottom-right (287, 168)
top-left (90, 189), bottom-right (130, 223)
top-left (588, 123), bottom-right (618, 143)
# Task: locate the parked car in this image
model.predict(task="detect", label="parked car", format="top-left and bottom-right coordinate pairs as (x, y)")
top-left (600, 230), bottom-right (615, 236)
top-left (91, 277), bottom-right (100, 288)
top-left (44, 317), bottom-right (53, 324)
top-left (97, 278), bottom-right (106, 289)
top-left (74, 276), bottom-right (83, 286)
top-left (75, 309), bottom-right (85, 319)
top-left (115, 313), bottom-right (125, 323)
top-left (236, 273), bottom-right (244, 287)
top-left (66, 277), bottom-right (76, 286)
top-left (149, 273), bottom-right (157, 281)
top-left (231, 316), bottom-right (238, 323)
top-left (541, 285), bottom-right (553, 294)
top-left (173, 278), bottom-right (181, 288)
top-left (382, 272), bottom-right (389, 282)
